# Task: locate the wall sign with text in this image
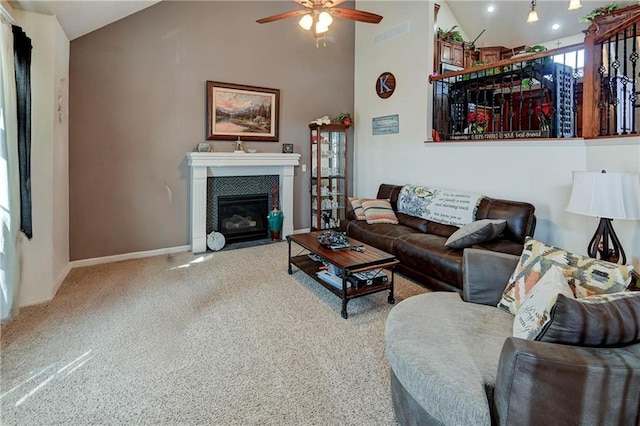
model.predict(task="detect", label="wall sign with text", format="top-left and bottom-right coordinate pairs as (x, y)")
top-left (376, 72), bottom-right (396, 99)
top-left (372, 114), bottom-right (399, 135)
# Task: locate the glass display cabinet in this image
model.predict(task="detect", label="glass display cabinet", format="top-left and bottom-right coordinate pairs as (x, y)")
top-left (309, 123), bottom-right (349, 231)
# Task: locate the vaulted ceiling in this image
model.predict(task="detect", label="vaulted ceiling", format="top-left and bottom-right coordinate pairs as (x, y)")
top-left (446, 0), bottom-right (638, 48)
top-left (8, 0), bottom-right (640, 46)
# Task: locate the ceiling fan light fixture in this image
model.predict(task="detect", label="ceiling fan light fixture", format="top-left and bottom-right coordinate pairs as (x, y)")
top-left (315, 21), bottom-right (329, 34)
top-left (568, 0), bottom-right (582, 10)
top-left (299, 14), bottom-right (313, 30)
top-left (318, 11), bottom-right (333, 27)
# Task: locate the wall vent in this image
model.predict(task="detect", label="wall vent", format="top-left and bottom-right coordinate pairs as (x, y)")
top-left (374, 21), bottom-right (409, 44)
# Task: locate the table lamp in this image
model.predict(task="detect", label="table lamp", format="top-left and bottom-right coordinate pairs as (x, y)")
top-left (566, 170), bottom-right (640, 265)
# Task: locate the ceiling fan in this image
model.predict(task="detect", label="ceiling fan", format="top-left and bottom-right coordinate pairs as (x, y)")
top-left (256, 0), bottom-right (383, 41)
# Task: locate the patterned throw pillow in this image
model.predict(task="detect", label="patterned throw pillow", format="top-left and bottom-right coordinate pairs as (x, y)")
top-left (348, 197), bottom-right (367, 221)
top-left (536, 291), bottom-right (640, 347)
top-left (444, 219), bottom-right (506, 249)
top-left (498, 237), bottom-right (634, 315)
top-left (513, 266), bottom-right (574, 340)
top-left (361, 199), bottom-right (399, 225)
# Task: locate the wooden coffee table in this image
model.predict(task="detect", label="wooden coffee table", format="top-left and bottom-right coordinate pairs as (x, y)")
top-left (287, 231), bottom-right (399, 319)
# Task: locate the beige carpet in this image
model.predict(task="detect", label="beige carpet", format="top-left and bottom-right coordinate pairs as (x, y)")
top-left (1, 242), bottom-right (427, 425)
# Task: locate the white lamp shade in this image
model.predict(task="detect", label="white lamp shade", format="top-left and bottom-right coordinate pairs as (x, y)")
top-left (567, 171), bottom-right (640, 220)
top-left (315, 21), bottom-right (328, 34)
top-left (527, 9), bottom-right (539, 23)
top-left (568, 0), bottom-right (582, 10)
top-left (318, 11), bottom-right (333, 27)
top-left (298, 14), bottom-right (313, 30)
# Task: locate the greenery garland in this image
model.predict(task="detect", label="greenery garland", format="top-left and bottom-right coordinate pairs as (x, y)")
top-left (579, 3), bottom-right (619, 23)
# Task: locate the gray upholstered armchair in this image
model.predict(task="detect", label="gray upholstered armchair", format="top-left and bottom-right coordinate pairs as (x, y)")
top-left (385, 249), bottom-right (640, 426)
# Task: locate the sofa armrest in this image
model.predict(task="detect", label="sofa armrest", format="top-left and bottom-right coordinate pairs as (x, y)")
top-left (494, 337), bottom-right (640, 426)
top-left (462, 249), bottom-right (519, 306)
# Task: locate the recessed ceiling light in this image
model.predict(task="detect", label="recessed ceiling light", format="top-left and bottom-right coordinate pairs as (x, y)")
top-left (552, 23), bottom-right (560, 30)
top-left (487, 5), bottom-right (495, 12)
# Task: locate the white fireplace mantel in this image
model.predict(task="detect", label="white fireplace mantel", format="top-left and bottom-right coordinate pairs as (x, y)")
top-left (186, 152), bottom-right (301, 253)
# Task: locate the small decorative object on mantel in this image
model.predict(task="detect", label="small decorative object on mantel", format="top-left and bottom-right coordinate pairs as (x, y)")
top-left (197, 142), bottom-right (211, 152)
top-left (234, 137), bottom-right (244, 153)
top-left (334, 112), bottom-right (353, 127)
top-left (282, 143), bottom-right (293, 153)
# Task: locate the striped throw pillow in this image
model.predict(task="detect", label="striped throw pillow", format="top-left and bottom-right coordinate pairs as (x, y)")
top-left (361, 199), bottom-right (399, 225)
top-left (348, 197), bottom-right (367, 220)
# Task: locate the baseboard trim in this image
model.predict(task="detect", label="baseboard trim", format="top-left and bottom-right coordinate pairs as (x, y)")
top-left (53, 263), bottom-right (72, 296)
top-left (70, 245), bottom-right (191, 268)
top-left (292, 228), bottom-right (311, 234)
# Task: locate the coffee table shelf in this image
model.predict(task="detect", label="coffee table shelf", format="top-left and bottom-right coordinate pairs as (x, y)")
top-left (287, 232), bottom-right (398, 318)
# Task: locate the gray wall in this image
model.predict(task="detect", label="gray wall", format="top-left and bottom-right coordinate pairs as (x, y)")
top-left (69, 1), bottom-right (355, 260)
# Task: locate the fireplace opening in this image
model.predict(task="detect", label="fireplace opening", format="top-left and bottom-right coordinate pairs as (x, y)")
top-left (218, 194), bottom-right (268, 244)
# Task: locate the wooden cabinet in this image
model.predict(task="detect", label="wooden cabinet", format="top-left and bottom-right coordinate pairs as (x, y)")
top-left (500, 45), bottom-right (531, 61)
top-left (309, 123), bottom-right (349, 231)
top-left (478, 46), bottom-right (505, 64)
top-left (437, 36), bottom-right (478, 71)
top-left (440, 39), bottom-right (464, 67)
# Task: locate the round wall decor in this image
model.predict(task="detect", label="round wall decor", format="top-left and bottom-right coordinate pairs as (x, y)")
top-left (376, 72), bottom-right (396, 99)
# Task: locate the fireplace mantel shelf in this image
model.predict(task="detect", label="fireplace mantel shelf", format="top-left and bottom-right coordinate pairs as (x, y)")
top-left (187, 152), bottom-right (301, 168)
top-left (186, 152), bottom-right (301, 253)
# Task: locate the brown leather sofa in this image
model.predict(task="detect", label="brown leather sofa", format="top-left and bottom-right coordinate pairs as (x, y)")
top-left (344, 184), bottom-right (536, 292)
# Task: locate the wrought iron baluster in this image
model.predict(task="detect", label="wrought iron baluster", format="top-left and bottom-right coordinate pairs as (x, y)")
top-left (631, 23), bottom-right (638, 134)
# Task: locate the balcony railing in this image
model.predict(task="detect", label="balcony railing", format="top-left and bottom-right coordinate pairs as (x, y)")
top-left (583, 4), bottom-right (640, 138)
top-left (430, 4), bottom-right (640, 142)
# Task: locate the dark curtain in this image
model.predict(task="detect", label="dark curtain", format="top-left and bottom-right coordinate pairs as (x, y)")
top-left (12, 26), bottom-right (32, 239)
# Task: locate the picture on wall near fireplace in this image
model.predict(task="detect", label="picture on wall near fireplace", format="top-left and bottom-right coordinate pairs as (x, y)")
top-left (206, 81), bottom-right (280, 142)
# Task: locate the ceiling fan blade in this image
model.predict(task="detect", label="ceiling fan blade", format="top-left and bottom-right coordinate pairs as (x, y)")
top-left (330, 8), bottom-right (383, 24)
top-left (256, 9), bottom-right (308, 24)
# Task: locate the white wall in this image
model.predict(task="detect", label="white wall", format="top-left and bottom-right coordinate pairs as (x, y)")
top-left (14, 10), bottom-right (70, 306)
top-left (354, 1), bottom-right (640, 270)
top-left (435, 1), bottom-right (469, 41)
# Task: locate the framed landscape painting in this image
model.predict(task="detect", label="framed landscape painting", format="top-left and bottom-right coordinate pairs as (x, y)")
top-left (206, 81), bottom-right (280, 141)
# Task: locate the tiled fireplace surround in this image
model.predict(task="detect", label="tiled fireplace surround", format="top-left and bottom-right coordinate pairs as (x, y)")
top-left (186, 152), bottom-right (301, 253)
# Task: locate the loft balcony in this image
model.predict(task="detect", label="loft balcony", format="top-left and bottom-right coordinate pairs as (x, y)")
top-left (429, 4), bottom-right (640, 142)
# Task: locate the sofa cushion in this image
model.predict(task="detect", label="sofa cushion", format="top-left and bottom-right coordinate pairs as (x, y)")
top-left (386, 293), bottom-right (513, 426)
top-left (445, 219), bottom-right (507, 249)
top-left (348, 197), bottom-right (367, 220)
top-left (498, 238), bottom-right (634, 314)
top-left (394, 234), bottom-right (463, 289)
top-left (537, 291), bottom-right (640, 347)
top-left (513, 266), bottom-right (574, 340)
top-left (396, 212), bottom-right (429, 233)
top-left (345, 221), bottom-right (418, 254)
top-left (361, 199), bottom-right (399, 224)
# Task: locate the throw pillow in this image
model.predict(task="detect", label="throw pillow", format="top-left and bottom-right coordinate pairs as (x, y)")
top-left (513, 266), bottom-right (574, 340)
top-left (444, 219), bottom-right (507, 249)
top-left (348, 197), bottom-right (366, 221)
top-left (536, 291), bottom-right (640, 347)
top-left (361, 199), bottom-right (399, 225)
top-left (498, 237), bottom-right (634, 315)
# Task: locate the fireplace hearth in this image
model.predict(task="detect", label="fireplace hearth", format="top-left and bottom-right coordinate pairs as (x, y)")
top-left (218, 194), bottom-right (268, 243)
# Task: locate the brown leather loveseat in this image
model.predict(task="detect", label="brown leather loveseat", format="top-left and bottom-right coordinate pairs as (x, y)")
top-left (344, 184), bottom-right (536, 292)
